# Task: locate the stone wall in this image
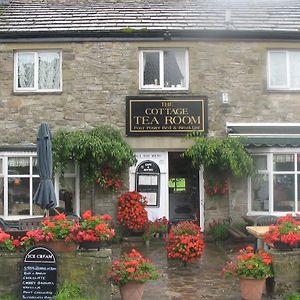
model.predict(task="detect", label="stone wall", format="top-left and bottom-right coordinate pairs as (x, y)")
top-left (0, 249), bottom-right (112, 298)
top-left (2, 40), bottom-right (300, 223)
top-left (269, 249), bottom-right (300, 297)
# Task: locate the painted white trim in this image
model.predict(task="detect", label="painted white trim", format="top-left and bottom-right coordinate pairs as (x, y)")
top-left (249, 150), bottom-right (300, 215)
top-left (226, 122), bottom-right (300, 127)
top-left (139, 48), bottom-right (189, 91)
top-left (199, 166), bottom-right (204, 232)
top-left (267, 49), bottom-right (300, 90)
top-left (14, 50), bottom-right (63, 93)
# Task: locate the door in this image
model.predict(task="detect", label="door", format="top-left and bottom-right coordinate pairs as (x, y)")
top-left (168, 152), bottom-right (203, 226)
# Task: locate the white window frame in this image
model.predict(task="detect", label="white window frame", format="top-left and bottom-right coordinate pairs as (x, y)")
top-left (0, 152), bottom-right (79, 220)
top-left (139, 49), bottom-right (189, 91)
top-left (14, 50), bottom-right (63, 93)
top-left (267, 49), bottom-right (300, 91)
top-left (248, 148), bottom-right (300, 216)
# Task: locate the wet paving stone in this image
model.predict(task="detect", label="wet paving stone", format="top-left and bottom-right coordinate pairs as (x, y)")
top-left (111, 239), bottom-right (281, 300)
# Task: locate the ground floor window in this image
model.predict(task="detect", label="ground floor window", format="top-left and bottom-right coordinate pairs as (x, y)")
top-left (250, 149), bottom-right (300, 214)
top-left (0, 151), bottom-right (79, 219)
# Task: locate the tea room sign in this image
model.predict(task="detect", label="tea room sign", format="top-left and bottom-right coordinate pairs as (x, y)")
top-left (126, 97), bottom-right (208, 136)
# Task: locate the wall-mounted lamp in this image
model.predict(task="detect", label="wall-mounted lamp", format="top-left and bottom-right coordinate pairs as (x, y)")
top-left (221, 92), bottom-right (229, 104)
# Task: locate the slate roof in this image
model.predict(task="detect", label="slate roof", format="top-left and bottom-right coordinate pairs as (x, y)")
top-left (1, 0), bottom-right (300, 39)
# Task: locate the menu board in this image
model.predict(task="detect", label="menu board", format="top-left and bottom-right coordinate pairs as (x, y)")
top-left (21, 246), bottom-right (57, 300)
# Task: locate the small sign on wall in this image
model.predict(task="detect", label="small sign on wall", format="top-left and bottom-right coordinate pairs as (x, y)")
top-left (126, 96), bottom-right (208, 136)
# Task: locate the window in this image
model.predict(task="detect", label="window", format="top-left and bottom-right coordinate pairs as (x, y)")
top-left (250, 151), bottom-right (300, 214)
top-left (139, 49), bottom-right (188, 90)
top-left (14, 50), bottom-right (62, 92)
top-left (0, 152), bottom-right (79, 219)
top-left (268, 50), bottom-right (300, 90)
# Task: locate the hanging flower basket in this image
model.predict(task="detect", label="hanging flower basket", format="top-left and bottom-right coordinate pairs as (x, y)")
top-left (204, 179), bottom-right (229, 196)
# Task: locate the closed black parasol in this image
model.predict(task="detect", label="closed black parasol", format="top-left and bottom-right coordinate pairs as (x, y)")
top-left (33, 123), bottom-right (57, 211)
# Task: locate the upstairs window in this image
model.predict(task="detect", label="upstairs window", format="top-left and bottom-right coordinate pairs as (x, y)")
top-left (14, 50), bottom-right (62, 92)
top-left (268, 50), bottom-right (300, 90)
top-left (139, 49), bottom-right (188, 90)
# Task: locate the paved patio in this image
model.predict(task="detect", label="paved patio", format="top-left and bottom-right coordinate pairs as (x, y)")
top-left (112, 238), bottom-right (281, 300)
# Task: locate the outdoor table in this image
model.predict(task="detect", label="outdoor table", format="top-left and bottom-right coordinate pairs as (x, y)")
top-left (246, 226), bottom-right (269, 252)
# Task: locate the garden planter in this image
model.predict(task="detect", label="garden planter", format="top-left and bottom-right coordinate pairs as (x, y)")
top-left (120, 282), bottom-right (144, 300)
top-left (79, 241), bottom-right (101, 250)
top-left (239, 278), bottom-right (266, 300)
top-left (37, 240), bottom-right (77, 252)
top-left (273, 242), bottom-right (294, 251)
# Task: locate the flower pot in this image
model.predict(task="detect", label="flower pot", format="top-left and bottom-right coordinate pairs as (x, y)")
top-left (37, 240), bottom-right (77, 252)
top-left (273, 241), bottom-right (294, 251)
top-left (120, 282), bottom-right (144, 300)
top-left (239, 277), bottom-right (266, 300)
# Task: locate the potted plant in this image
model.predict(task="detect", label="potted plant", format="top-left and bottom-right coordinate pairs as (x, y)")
top-left (109, 248), bottom-right (159, 300)
top-left (223, 245), bottom-right (273, 300)
top-left (153, 217), bottom-right (169, 238)
top-left (21, 213), bottom-right (78, 252)
top-left (0, 228), bottom-right (20, 252)
top-left (142, 222), bottom-right (155, 246)
top-left (117, 191), bottom-right (149, 234)
top-left (264, 214), bottom-right (300, 250)
top-left (75, 210), bottom-right (115, 250)
top-left (166, 221), bottom-right (205, 266)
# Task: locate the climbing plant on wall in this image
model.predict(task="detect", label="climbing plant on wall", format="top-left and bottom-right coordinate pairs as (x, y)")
top-left (184, 135), bottom-right (255, 178)
top-left (52, 126), bottom-right (136, 192)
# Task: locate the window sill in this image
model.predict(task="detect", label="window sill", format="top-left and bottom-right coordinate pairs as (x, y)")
top-left (12, 91), bottom-right (63, 96)
top-left (267, 89), bottom-right (300, 93)
top-left (139, 89), bottom-right (190, 95)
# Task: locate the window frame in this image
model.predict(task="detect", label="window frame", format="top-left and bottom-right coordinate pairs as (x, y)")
top-left (14, 50), bottom-right (63, 93)
top-left (248, 148), bottom-right (300, 216)
top-left (267, 49), bottom-right (300, 91)
top-left (139, 48), bottom-right (189, 91)
top-left (0, 151), bottom-right (79, 220)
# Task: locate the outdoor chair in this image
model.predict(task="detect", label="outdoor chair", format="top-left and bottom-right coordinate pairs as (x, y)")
top-left (19, 217), bottom-right (43, 230)
top-left (254, 215), bottom-right (278, 226)
top-left (254, 215), bottom-right (278, 251)
top-left (0, 218), bottom-right (19, 231)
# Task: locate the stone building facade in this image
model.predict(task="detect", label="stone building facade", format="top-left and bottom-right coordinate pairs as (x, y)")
top-left (1, 0), bottom-right (300, 229)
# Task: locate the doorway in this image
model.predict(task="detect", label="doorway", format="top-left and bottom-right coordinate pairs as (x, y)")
top-left (168, 152), bottom-right (200, 225)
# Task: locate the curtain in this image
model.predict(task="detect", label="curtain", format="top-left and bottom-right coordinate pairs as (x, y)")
top-left (174, 50), bottom-right (186, 86)
top-left (38, 52), bottom-right (60, 90)
top-left (269, 52), bottom-right (287, 86)
top-left (18, 53), bottom-right (34, 88)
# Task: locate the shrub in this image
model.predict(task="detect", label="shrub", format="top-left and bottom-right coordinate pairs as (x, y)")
top-left (208, 219), bottom-right (230, 241)
top-left (166, 221), bottom-right (205, 264)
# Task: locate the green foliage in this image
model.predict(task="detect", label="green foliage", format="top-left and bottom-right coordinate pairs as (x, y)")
top-left (55, 281), bottom-right (83, 300)
top-left (284, 294), bottom-right (300, 300)
top-left (52, 126), bottom-right (136, 189)
top-left (184, 136), bottom-right (255, 178)
top-left (0, 294), bottom-right (17, 300)
top-left (208, 219), bottom-right (230, 241)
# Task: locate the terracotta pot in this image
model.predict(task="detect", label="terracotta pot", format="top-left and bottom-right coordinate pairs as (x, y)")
top-left (37, 240), bottom-right (77, 252)
top-left (120, 282), bottom-right (144, 300)
top-left (239, 277), bottom-right (266, 300)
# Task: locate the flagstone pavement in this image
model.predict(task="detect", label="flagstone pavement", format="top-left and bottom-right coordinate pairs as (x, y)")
top-left (111, 239), bottom-right (282, 300)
